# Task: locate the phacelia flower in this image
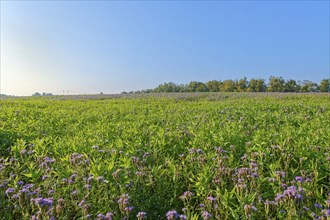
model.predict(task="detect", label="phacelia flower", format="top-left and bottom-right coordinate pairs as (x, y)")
top-left (137, 211), bottom-right (147, 219)
top-left (202, 210), bottom-right (212, 220)
top-left (166, 210), bottom-right (178, 220)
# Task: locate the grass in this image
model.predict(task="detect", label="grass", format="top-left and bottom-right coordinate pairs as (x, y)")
top-left (0, 93), bottom-right (329, 219)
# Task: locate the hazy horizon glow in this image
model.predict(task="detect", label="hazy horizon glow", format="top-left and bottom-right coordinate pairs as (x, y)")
top-left (1, 1), bottom-right (329, 96)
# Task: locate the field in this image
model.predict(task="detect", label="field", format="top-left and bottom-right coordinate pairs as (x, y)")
top-left (0, 93), bottom-right (329, 219)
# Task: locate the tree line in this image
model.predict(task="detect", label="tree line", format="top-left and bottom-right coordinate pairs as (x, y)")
top-left (135, 76), bottom-right (330, 93)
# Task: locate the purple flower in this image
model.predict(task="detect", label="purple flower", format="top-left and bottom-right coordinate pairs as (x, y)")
top-left (40, 198), bottom-right (53, 207)
top-left (96, 176), bottom-right (104, 182)
top-left (83, 184), bottom-right (92, 189)
top-left (241, 154), bottom-right (247, 160)
top-left (280, 183), bottom-right (287, 189)
top-left (32, 197), bottom-right (53, 207)
top-left (314, 203), bottom-right (322, 209)
top-left (275, 193), bottom-right (284, 202)
top-left (202, 211), bottom-right (212, 220)
top-left (82, 204), bottom-right (90, 211)
top-left (28, 191), bottom-right (37, 196)
top-left (17, 181), bottom-right (24, 185)
top-left (6, 188), bottom-right (14, 194)
top-left (166, 210), bottom-right (178, 220)
top-left (124, 206), bottom-right (134, 213)
top-left (305, 177), bottom-right (312, 183)
top-left (295, 194), bottom-right (303, 200)
top-left (118, 194), bottom-right (130, 205)
top-left (179, 214), bottom-right (187, 220)
top-left (42, 175), bottom-right (49, 180)
top-left (303, 206), bottom-right (310, 211)
top-left (237, 168), bottom-right (250, 175)
top-left (87, 176), bottom-right (93, 183)
top-left (137, 212), bottom-right (147, 219)
top-left (268, 178), bottom-right (276, 183)
top-left (97, 214), bottom-right (105, 220)
top-left (19, 188), bottom-right (28, 194)
top-left (207, 196), bottom-right (216, 202)
top-left (196, 149), bottom-right (203, 154)
top-left (295, 176), bottom-right (303, 183)
top-left (275, 171), bottom-right (286, 178)
top-left (78, 200), bottom-right (85, 207)
top-left (251, 173), bottom-right (258, 178)
top-left (12, 194), bottom-right (19, 199)
top-left (143, 152), bottom-right (150, 158)
top-left (30, 215), bottom-right (38, 220)
top-left (105, 212), bottom-right (114, 220)
top-left (180, 191), bottom-right (194, 200)
top-left (283, 186), bottom-right (297, 198)
top-left (321, 209), bottom-right (330, 216)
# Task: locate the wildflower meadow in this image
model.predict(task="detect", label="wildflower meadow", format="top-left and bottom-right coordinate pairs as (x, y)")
top-left (0, 93), bottom-right (329, 219)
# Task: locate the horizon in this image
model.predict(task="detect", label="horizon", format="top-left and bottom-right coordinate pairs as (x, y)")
top-left (1, 1), bottom-right (329, 96)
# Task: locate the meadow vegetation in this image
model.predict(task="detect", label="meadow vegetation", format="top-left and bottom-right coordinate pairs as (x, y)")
top-left (0, 93), bottom-right (329, 219)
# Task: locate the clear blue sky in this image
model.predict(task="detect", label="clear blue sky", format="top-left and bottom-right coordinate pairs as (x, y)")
top-left (1, 1), bottom-right (329, 95)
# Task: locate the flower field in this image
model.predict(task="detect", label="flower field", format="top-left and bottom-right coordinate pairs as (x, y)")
top-left (0, 93), bottom-right (329, 219)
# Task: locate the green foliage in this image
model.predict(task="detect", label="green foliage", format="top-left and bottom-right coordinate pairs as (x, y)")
top-left (247, 79), bottom-right (266, 92)
top-left (0, 94), bottom-right (329, 219)
top-left (139, 76), bottom-right (328, 94)
top-left (320, 79), bottom-right (330, 92)
top-left (267, 76), bottom-right (285, 92)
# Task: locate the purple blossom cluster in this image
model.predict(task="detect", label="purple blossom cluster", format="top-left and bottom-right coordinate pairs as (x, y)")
top-left (31, 197), bottom-right (54, 207)
top-left (179, 191), bottom-right (194, 200)
top-left (136, 211), bottom-right (147, 219)
top-left (118, 193), bottom-right (134, 216)
top-left (166, 210), bottom-right (178, 220)
top-left (39, 156), bottom-right (55, 169)
top-left (201, 210), bottom-right (212, 220)
top-left (97, 212), bottom-right (114, 220)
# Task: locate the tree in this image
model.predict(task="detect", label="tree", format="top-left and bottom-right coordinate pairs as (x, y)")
top-left (299, 80), bottom-right (318, 92)
top-left (187, 81), bottom-right (208, 92)
top-left (154, 82), bottom-right (180, 92)
top-left (221, 80), bottom-right (237, 92)
top-left (237, 77), bottom-right (248, 92)
top-left (196, 82), bottom-right (208, 92)
top-left (267, 76), bottom-right (285, 92)
top-left (32, 92), bottom-right (41, 96)
top-left (248, 79), bottom-right (266, 92)
top-left (320, 79), bottom-right (330, 92)
top-left (283, 79), bottom-right (300, 92)
top-left (206, 80), bottom-right (221, 92)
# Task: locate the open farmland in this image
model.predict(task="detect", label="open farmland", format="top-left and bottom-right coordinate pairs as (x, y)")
top-left (0, 93), bottom-right (329, 220)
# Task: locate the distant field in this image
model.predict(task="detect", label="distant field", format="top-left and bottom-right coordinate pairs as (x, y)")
top-left (0, 93), bottom-right (329, 219)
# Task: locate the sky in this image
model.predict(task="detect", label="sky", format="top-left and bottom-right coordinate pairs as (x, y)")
top-left (0, 1), bottom-right (329, 96)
